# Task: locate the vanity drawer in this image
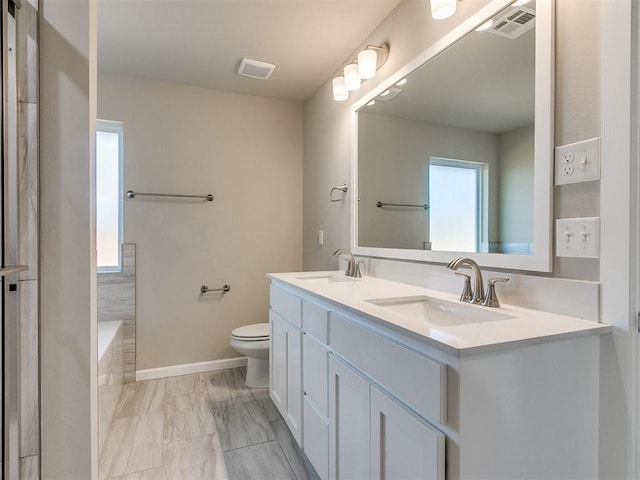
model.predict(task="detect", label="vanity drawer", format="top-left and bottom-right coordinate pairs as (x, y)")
top-left (302, 300), bottom-right (328, 343)
top-left (329, 313), bottom-right (447, 424)
top-left (270, 285), bottom-right (302, 327)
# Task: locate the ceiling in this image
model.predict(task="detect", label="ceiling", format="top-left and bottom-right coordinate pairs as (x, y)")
top-left (97, 0), bottom-right (402, 103)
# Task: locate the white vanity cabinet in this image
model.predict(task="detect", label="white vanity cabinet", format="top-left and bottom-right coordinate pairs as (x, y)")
top-left (269, 286), bottom-right (303, 445)
top-left (268, 278), bottom-right (604, 480)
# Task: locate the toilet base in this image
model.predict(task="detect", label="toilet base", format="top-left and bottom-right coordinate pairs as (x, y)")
top-left (245, 357), bottom-right (269, 388)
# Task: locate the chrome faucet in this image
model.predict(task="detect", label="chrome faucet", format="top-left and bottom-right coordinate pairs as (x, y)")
top-left (333, 249), bottom-right (362, 278)
top-left (447, 257), bottom-right (485, 304)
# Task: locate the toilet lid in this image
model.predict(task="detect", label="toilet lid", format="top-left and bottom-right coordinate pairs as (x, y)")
top-left (231, 323), bottom-right (270, 340)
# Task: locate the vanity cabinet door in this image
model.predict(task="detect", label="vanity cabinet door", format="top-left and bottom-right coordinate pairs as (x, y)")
top-left (370, 385), bottom-right (445, 480)
top-left (270, 310), bottom-right (286, 413)
top-left (329, 355), bottom-right (372, 480)
top-left (269, 310), bottom-right (303, 445)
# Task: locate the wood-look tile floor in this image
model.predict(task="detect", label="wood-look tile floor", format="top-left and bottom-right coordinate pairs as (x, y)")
top-left (99, 367), bottom-right (318, 480)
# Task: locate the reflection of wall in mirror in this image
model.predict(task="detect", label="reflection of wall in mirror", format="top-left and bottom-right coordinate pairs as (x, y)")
top-left (358, 114), bottom-right (534, 253)
top-left (357, 112), bottom-right (499, 251)
top-left (496, 125), bottom-right (534, 254)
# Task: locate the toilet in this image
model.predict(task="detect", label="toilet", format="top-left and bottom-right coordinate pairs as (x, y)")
top-left (230, 323), bottom-right (270, 388)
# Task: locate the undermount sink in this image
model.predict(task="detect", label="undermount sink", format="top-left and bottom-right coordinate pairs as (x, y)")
top-left (365, 295), bottom-right (516, 327)
top-left (298, 273), bottom-right (360, 284)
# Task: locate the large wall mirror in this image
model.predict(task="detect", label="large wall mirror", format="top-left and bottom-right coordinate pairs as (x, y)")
top-left (351, 0), bottom-right (554, 272)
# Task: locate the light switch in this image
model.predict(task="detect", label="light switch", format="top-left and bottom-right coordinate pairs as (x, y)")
top-left (554, 138), bottom-right (600, 185)
top-left (555, 217), bottom-right (600, 258)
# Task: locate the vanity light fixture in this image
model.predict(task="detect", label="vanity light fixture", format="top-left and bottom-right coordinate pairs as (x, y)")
top-left (430, 0), bottom-right (457, 20)
top-left (331, 43), bottom-right (390, 101)
top-left (344, 63), bottom-right (362, 91)
top-left (367, 100), bottom-right (376, 106)
top-left (396, 78), bottom-right (407, 86)
top-left (332, 76), bottom-right (348, 101)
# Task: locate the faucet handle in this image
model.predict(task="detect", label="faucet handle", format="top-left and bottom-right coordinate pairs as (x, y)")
top-left (352, 261), bottom-right (364, 278)
top-left (482, 278), bottom-right (509, 308)
top-left (454, 272), bottom-right (473, 302)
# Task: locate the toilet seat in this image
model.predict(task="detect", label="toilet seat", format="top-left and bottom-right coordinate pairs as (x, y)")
top-left (231, 323), bottom-right (269, 341)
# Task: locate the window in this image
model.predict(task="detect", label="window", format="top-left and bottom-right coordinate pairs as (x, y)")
top-left (96, 120), bottom-right (123, 272)
top-left (428, 158), bottom-right (485, 252)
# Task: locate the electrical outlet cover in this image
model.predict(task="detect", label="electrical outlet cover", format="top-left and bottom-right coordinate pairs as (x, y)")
top-left (555, 138), bottom-right (600, 186)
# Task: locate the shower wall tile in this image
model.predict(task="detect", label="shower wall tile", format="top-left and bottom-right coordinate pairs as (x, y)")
top-left (98, 244), bottom-right (136, 382)
top-left (17, 101), bottom-right (38, 281)
top-left (16, 0), bottom-right (38, 104)
top-left (20, 454), bottom-right (39, 480)
top-left (19, 280), bottom-right (38, 458)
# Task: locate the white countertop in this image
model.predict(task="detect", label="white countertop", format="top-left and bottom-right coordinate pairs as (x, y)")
top-left (268, 271), bottom-right (611, 357)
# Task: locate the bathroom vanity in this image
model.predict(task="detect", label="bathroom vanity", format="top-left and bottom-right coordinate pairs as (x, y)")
top-left (268, 272), bottom-right (610, 479)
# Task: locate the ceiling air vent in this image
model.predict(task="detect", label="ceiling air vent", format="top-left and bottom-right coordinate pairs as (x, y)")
top-left (486, 6), bottom-right (535, 39)
top-left (237, 58), bottom-right (276, 80)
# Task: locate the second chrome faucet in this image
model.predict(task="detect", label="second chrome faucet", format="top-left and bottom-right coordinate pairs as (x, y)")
top-left (447, 257), bottom-right (508, 307)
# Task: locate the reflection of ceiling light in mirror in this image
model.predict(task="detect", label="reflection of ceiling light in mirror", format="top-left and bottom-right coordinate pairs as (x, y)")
top-left (396, 78), bottom-right (407, 86)
top-left (512, 0), bottom-right (530, 5)
top-left (332, 77), bottom-right (348, 101)
top-left (367, 100), bottom-right (376, 106)
top-left (476, 19), bottom-right (494, 31)
top-left (344, 63), bottom-right (361, 91)
top-left (430, 0), bottom-right (457, 20)
top-left (376, 87), bottom-right (402, 101)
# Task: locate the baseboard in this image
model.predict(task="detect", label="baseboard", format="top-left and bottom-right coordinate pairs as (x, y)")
top-left (135, 356), bottom-right (248, 381)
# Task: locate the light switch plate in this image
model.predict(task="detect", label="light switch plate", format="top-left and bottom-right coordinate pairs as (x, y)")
top-left (554, 137), bottom-right (600, 185)
top-left (555, 217), bottom-right (600, 258)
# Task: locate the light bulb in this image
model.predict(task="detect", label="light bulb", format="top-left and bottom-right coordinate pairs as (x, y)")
top-left (358, 49), bottom-right (378, 79)
top-left (476, 19), bottom-right (494, 31)
top-left (430, 0), bottom-right (456, 20)
top-left (344, 63), bottom-right (361, 91)
top-left (367, 100), bottom-right (376, 106)
top-left (396, 78), bottom-right (407, 86)
top-left (332, 77), bottom-right (348, 101)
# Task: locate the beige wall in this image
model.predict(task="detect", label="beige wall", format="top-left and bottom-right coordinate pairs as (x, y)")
top-left (303, 0), bottom-right (600, 282)
top-left (98, 72), bottom-right (303, 371)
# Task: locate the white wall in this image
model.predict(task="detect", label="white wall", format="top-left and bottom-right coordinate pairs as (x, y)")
top-left (40, 0), bottom-right (98, 477)
top-left (98, 72), bottom-right (303, 371)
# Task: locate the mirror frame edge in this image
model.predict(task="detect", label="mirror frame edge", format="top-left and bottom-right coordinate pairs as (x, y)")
top-left (350, 0), bottom-right (555, 272)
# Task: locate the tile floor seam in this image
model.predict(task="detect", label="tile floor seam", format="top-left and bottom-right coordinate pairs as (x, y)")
top-left (272, 437), bottom-right (304, 480)
top-left (162, 431), bottom-right (220, 446)
top-left (221, 438), bottom-right (276, 453)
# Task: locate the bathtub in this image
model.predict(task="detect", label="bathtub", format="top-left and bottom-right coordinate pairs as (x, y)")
top-left (98, 320), bottom-right (124, 456)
